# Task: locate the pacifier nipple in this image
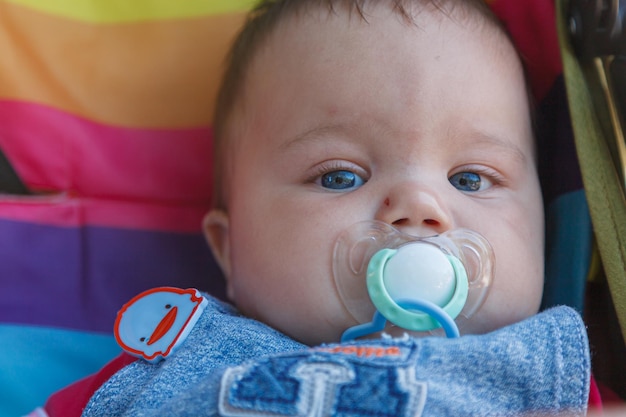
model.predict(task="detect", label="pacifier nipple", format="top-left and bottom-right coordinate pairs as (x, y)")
top-left (333, 221), bottom-right (494, 341)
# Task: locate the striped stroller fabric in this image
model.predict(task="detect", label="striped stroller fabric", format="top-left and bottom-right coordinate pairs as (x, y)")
top-left (2, 0), bottom-right (622, 415)
top-left (0, 1), bottom-right (251, 415)
top-left (37, 1), bottom-right (614, 414)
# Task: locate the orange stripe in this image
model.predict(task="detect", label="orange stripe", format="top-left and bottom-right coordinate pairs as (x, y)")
top-left (0, 2), bottom-right (246, 128)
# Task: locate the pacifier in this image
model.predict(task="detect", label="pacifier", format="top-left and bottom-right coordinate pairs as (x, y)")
top-left (333, 221), bottom-right (494, 341)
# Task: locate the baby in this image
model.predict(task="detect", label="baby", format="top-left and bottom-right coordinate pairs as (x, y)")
top-left (203, 0), bottom-right (544, 345)
top-left (34, 1), bottom-right (595, 416)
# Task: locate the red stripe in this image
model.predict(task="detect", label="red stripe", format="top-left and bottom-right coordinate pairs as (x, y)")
top-left (0, 100), bottom-right (213, 203)
top-left (0, 193), bottom-right (207, 231)
top-left (44, 353), bottom-right (138, 417)
top-left (489, 0), bottom-right (562, 101)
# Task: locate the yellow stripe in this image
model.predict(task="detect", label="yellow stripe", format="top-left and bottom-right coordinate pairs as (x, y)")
top-left (0, 1), bottom-right (247, 127)
top-left (3, 0), bottom-right (495, 25)
top-left (2, 0), bottom-right (255, 23)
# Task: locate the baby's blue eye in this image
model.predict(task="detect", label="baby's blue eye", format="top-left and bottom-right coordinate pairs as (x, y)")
top-left (321, 170), bottom-right (365, 191)
top-left (449, 172), bottom-right (482, 192)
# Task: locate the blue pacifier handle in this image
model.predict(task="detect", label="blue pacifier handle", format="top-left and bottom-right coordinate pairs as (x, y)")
top-left (341, 299), bottom-right (459, 342)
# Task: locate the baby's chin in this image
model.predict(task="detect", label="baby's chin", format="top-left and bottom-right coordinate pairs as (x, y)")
top-left (463, 304), bottom-right (542, 335)
top-left (340, 316), bottom-right (528, 342)
top-left (339, 324), bottom-right (447, 343)
top-left (308, 310), bottom-right (539, 345)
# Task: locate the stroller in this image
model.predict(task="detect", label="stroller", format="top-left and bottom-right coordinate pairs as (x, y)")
top-left (555, 0), bottom-right (626, 399)
top-left (0, 0), bottom-right (624, 414)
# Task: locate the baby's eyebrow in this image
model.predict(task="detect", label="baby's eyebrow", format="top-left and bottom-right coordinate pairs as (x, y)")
top-left (461, 131), bottom-right (529, 163)
top-left (281, 123), bottom-right (530, 164)
top-left (280, 123), bottom-right (350, 151)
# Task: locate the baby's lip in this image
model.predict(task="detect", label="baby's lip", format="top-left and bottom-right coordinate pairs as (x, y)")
top-left (148, 306), bottom-right (178, 346)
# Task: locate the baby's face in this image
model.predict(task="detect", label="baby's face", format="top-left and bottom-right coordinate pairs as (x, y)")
top-left (207, 5), bottom-right (544, 345)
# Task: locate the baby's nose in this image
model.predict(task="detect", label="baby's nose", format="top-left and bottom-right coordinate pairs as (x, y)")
top-left (375, 182), bottom-right (452, 236)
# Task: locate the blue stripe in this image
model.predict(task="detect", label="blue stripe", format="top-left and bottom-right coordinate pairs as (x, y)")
top-left (0, 324), bottom-right (122, 417)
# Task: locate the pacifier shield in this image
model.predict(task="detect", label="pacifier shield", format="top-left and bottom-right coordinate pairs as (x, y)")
top-left (333, 221), bottom-right (402, 324)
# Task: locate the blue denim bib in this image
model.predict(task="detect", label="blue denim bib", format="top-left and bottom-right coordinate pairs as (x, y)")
top-left (83, 295), bottom-right (590, 417)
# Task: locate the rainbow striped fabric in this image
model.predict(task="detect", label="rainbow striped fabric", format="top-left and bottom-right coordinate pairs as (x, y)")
top-left (0, 0), bottom-right (596, 415)
top-left (0, 1), bottom-right (252, 415)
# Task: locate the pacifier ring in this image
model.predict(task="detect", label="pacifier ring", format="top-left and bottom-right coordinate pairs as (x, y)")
top-left (367, 249), bottom-right (469, 333)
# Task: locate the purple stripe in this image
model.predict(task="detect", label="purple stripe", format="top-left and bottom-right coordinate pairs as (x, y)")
top-left (0, 218), bottom-right (226, 332)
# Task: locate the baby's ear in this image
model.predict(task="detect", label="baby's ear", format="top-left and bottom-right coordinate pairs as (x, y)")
top-left (203, 210), bottom-right (234, 300)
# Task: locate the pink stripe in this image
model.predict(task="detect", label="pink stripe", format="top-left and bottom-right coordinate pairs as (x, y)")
top-left (0, 100), bottom-right (213, 203)
top-left (0, 193), bottom-right (207, 232)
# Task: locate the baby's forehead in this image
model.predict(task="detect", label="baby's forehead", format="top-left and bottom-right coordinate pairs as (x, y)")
top-left (247, 0), bottom-right (510, 93)
top-left (272, 0), bottom-right (497, 27)
top-left (252, 0), bottom-right (505, 68)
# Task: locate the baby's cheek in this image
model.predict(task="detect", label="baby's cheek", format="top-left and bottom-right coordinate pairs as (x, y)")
top-left (492, 264), bottom-right (542, 326)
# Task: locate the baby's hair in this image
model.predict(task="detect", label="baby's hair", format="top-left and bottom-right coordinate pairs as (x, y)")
top-left (212, 0), bottom-right (508, 210)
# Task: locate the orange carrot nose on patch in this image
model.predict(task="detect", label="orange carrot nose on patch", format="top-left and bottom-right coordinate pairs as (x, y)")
top-left (115, 287), bottom-right (208, 363)
top-left (148, 306), bottom-right (178, 346)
